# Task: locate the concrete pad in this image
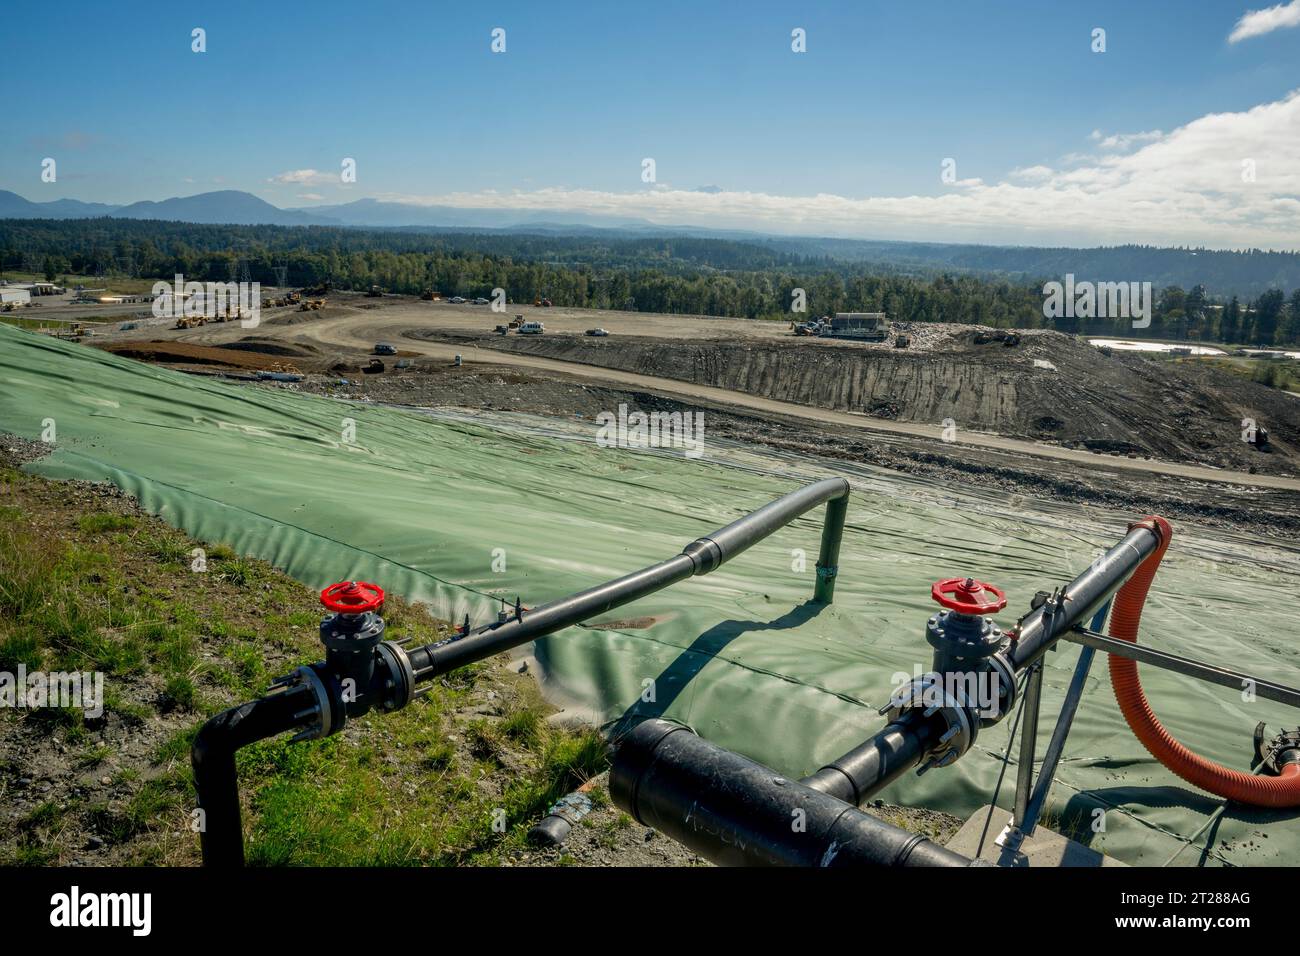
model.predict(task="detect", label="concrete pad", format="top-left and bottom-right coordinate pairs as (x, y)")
top-left (946, 805), bottom-right (1127, 867)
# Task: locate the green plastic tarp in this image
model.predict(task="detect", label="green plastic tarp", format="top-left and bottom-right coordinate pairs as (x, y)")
top-left (3, 323), bottom-right (1298, 866)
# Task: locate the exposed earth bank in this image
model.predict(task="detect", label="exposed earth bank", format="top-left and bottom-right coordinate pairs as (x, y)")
top-left (423, 325), bottom-right (1299, 476)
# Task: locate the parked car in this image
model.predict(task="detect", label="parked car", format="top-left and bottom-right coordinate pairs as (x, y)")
top-left (472, 297), bottom-right (490, 305)
top-left (374, 343), bottom-right (397, 355)
top-left (585, 328), bottom-right (610, 337)
top-left (448, 296), bottom-right (467, 304)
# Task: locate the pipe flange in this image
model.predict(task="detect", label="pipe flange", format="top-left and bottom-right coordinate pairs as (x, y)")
top-left (978, 653), bottom-right (1018, 727)
top-left (1254, 724), bottom-right (1300, 775)
top-left (287, 665), bottom-right (335, 742)
top-left (375, 641), bottom-right (415, 712)
top-left (880, 673), bottom-right (976, 768)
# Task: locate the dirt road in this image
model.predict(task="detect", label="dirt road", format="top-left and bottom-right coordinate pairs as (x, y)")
top-left (157, 298), bottom-right (1300, 493)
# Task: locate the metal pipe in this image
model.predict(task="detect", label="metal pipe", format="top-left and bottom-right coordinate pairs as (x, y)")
top-left (1012, 664), bottom-right (1043, 827)
top-left (804, 523), bottom-right (1161, 810)
top-left (192, 477), bottom-right (850, 866)
top-left (610, 718), bottom-right (972, 867)
top-left (406, 477), bottom-right (851, 679)
top-left (1017, 601), bottom-right (1111, 838)
top-left (1064, 629), bottom-right (1300, 710)
top-left (801, 712), bottom-right (937, 804)
top-left (191, 684), bottom-right (316, 867)
top-left (814, 493), bottom-right (848, 603)
top-left (1008, 524), bottom-right (1160, 671)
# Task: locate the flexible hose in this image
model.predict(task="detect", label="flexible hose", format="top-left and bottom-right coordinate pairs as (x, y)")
top-left (1108, 516), bottom-right (1300, 808)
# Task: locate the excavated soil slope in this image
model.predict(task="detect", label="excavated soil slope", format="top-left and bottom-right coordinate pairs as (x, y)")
top-left (443, 326), bottom-right (1298, 474)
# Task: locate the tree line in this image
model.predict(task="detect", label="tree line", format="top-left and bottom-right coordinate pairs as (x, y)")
top-left (1, 218), bottom-right (1297, 344)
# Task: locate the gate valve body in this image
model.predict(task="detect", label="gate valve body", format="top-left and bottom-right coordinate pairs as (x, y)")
top-left (926, 577), bottom-right (1008, 675)
top-left (316, 581), bottom-right (400, 720)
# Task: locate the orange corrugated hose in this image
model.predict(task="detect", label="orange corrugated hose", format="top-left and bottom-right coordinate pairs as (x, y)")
top-left (1108, 516), bottom-right (1300, 808)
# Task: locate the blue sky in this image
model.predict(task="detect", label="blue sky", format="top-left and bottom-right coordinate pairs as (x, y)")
top-left (3, 0), bottom-right (1299, 247)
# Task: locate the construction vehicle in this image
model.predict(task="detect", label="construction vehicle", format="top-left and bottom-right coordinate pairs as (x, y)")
top-left (495, 325), bottom-right (510, 335)
top-left (533, 296), bottom-right (553, 307)
top-left (374, 343), bottom-right (397, 356)
top-left (793, 319), bottom-right (824, 336)
top-left (894, 334), bottom-right (912, 349)
top-left (509, 314), bottom-right (524, 330)
top-left (174, 316), bottom-right (208, 330)
top-left (419, 290), bottom-right (440, 301)
top-left (974, 329), bottom-right (1021, 346)
top-left (367, 285), bottom-right (384, 297)
top-left (820, 313), bottom-right (888, 342)
top-left (363, 358), bottom-right (385, 374)
top-left (299, 298), bottom-right (327, 312)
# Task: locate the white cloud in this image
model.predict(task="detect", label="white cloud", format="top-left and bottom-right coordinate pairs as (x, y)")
top-left (1228, 1), bottom-right (1300, 42)
top-left (268, 169), bottom-right (335, 185)
top-left (1010, 165), bottom-right (1054, 181)
top-left (365, 90), bottom-right (1300, 249)
top-left (1088, 128), bottom-right (1165, 151)
top-left (297, 192), bottom-right (325, 201)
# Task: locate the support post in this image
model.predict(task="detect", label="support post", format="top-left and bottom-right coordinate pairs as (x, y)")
top-left (813, 493), bottom-right (848, 603)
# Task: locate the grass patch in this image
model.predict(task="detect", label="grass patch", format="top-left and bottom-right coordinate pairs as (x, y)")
top-left (1, 467), bottom-right (610, 867)
top-left (76, 513), bottom-right (137, 533)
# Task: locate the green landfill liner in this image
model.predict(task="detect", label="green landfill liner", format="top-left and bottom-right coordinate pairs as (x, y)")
top-left (2, 323), bottom-right (1298, 866)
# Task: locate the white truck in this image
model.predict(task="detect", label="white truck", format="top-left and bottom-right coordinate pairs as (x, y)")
top-left (517, 321), bottom-right (544, 335)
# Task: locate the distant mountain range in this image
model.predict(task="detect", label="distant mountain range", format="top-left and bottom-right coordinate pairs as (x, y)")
top-left (0, 189), bottom-right (338, 226)
top-left (2, 188), bottom-right (1297, 295)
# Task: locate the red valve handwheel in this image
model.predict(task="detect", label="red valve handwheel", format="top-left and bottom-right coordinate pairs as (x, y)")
top-left (930, 577), bottom-right (1006, 615)
top-left (320, 580), bottom-right (385, 614)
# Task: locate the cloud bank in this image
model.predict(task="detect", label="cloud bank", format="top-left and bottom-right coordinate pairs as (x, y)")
top-left (1228, 1), bottom-right (1300, 42)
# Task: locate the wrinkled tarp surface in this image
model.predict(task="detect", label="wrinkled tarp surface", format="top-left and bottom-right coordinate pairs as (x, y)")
top-left (3, 323), bottom-right (1298, 866)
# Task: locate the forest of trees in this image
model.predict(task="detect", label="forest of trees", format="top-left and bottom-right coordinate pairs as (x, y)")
top-left (2, 218), bottom-right (1298, 345)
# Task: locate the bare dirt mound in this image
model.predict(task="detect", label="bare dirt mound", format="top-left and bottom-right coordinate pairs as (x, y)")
top-left (220, 337), bottom-right (321, 358)
top-left (432, 327), bottom-right (1298, 474)
top-left (97, 340), bottom-right (299, 370)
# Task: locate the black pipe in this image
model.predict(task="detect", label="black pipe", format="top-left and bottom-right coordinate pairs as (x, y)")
top-left (801, 521), bottom-right (1162, 808)
top-left (193, 477), bottom-right (851, 866)
top-left (191, 684), bottom-right (316, 867)
top-left (610, 719), bottom-right (971, 867)
top-left (1008, 524), bottom-right (1159, 671)
top-left (801, 712), bottom-right (937, 804)
top-left (406, 476), bottom-right (851, 680)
